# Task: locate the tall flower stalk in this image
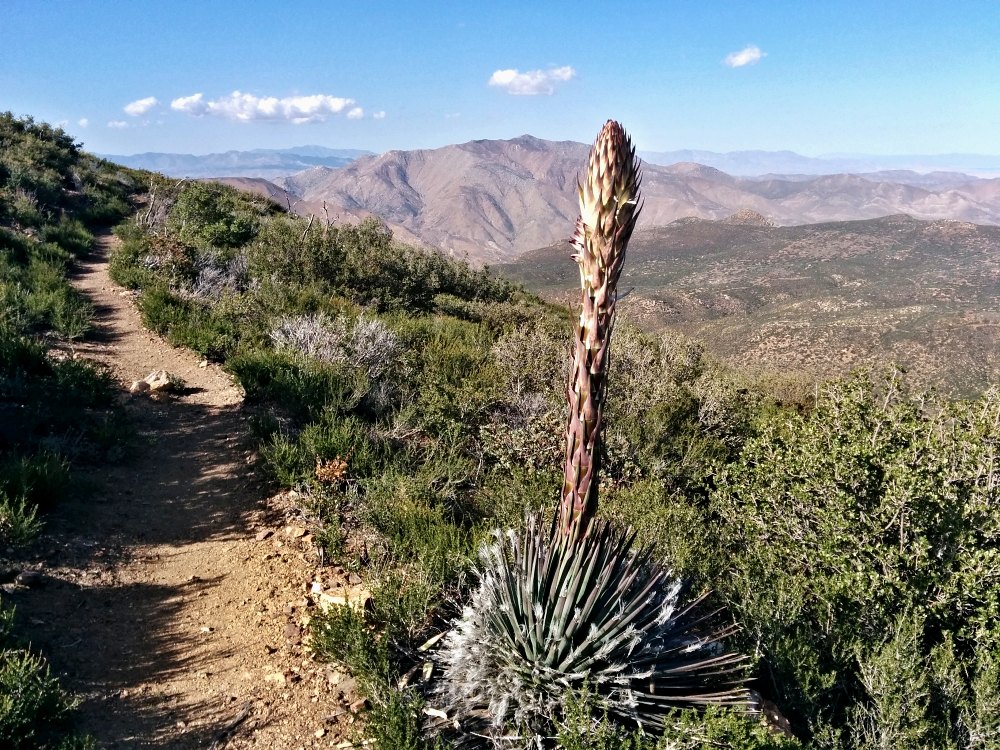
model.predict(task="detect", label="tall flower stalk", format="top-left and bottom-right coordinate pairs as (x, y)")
top-left (434, 122), bottom-right (748, 748)
top-left (559, 120), bottom-right (641, 539)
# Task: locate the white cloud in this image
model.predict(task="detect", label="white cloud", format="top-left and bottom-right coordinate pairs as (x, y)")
top-left (107, 120), bottom-right (129, 129)
top-left (488, 66), bottom-right (576, 95)
top-left (77, 118), bottom-right (89, 128)
top-left (170, 92), bottom-right (208, 115)
top-left (372, 110), bottom-right (386, 120)
top-left (124, 96), bottom-right (159, 116)
top-left (724, 45), bottom-right (766, 68)
top-left (171, 90), bottom-right (357, 124)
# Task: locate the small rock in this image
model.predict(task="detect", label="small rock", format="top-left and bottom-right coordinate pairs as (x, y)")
top-left (349, 697), bottom-right (368, 714)
top-left (326, 667), bottom-right (345, 686)
top-left (338, 676), bottom-right (357, 696)
top-left (314, 727), bottom-right (326, 738)
top-left (143, 369), bottom-right (178, 392)
top-left (255, 529), bottom-right (273, 541)
top-left (284, 623), bottom-right (301, 643)
top-left (15, 570), bottom-right (45, 588)
top-left (348, 572), bottom-right (362, 586)
top-left (285, 525), bottom-right (307, 539)
top-left (198, 360), bottom-right (208, 368)
top-left (129, 380), bottom-right (150, 395)
top-left (264, 671), bottom-right (287, 685)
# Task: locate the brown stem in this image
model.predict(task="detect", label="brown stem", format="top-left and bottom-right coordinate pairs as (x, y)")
top-left (557, 121), bottom-right (641, 539)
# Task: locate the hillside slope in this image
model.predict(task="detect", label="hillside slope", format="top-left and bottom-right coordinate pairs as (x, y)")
top-left (503, 214), bottom-right (1000, 394)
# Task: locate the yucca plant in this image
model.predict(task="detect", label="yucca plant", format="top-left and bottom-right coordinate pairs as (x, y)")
top-left (435, 515), bottom-right (748, 746)
top-left (434, 121), bottom-right (749, 747)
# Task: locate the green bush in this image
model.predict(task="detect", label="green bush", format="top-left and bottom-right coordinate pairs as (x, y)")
top-left (0, 600), bottom-right (94, 749)
top-left (711, 371), bottom-right (1000, 746)
top-left (0, 493), bottom-right (43, 546)
top-left (229, 350), bottom-right (368, 420)
top-left (166, 181), bottom-right (262, 249)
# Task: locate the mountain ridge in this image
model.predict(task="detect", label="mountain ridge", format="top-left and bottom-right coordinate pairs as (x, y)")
top-left (98, 145), bottom-right (373, 179)
top-left (272, 136), bottom-right (1000, 263)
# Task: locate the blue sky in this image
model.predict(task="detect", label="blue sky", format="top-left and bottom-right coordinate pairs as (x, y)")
top-left (2, 0), bottom-right (998, 156)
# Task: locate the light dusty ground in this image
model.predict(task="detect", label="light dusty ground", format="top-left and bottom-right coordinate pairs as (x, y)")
top-left (7, 234), bottom-right (359, 749)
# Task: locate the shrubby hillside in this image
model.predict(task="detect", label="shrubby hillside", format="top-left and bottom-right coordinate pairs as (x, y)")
top-left (5, 114), bottom-right (996, 749)
top-left (0, 112), bottom-right (136, 748)
top-left (108, 169), bottom-right (1000, 749)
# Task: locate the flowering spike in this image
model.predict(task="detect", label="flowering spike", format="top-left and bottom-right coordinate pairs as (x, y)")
top-left (559, 120), bottom-right (642, 539)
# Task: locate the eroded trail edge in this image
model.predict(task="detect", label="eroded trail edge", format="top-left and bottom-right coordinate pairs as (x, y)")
top-left (11, 233), bottom-right (345, 749)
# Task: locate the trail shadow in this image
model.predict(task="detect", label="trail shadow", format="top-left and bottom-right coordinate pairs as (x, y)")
top-left (6, 574), bottom-right (247, 749)
top-left (6, 392), bottom-right (277, 747)
top-left (70, 240), bottom-right (130, 347)
top-left (38, 399), bottom-right (260, 548)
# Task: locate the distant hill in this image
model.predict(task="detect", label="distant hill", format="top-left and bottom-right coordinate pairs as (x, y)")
top-left (502, 214), bottom-right (1000, 395)
top-left (275, 135), bottom-right (1000, 263)
top-left (639, 149), bottom-right (1000, 178)
top-left (99, 145), bottom-right (372, 179)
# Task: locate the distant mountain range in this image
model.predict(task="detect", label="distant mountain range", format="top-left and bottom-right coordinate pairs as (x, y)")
top-left (101, 138), bottom-right (1000, 264)
top-left (501, 214), bottom-right (1000, 395)
top-left (639, 150), bottom-right (1000, 177)
top-left (271, 136), bottom-right (1000, 262)
top-left (98, 145), bottom-right (373, 179)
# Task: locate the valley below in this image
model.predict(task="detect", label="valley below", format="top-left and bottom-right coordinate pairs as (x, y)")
top-left (504, 213), bottom-right (1000, 394)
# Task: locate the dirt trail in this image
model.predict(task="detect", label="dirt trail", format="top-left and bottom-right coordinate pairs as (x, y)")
top-left (8, 234), bottom-right (354, 749)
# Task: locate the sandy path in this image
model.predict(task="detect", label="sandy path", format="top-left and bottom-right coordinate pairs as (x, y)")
top-left (7, 234), bottom-right (353, 748)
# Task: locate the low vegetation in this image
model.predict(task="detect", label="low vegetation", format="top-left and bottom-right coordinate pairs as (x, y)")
top-left (1, 113), bottom-right (135, 747)
top-left (65, 115), bottom-right (1000, 750)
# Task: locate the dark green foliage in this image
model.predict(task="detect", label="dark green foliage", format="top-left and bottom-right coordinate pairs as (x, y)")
top-left (0, 230), bottom-right (93, 339)
top-left (167, 181), bottom-right (264, 249)
top-left (41, 218), bottom-right (93, 256)
top-left (137, 283), bottom-right (244, 359)
top-left (0, 494), bottom-right (43, 545)
top-left (0, 115), bottom-right (133, 549)
top-left (229, 350), bottom-right (368, 420)
top-left (0, 600), bottom-right (94, 749)
top-left (556, 690), bottom-right (801, 750)
top-left (0, 452), bottom-right (69, 516)
top-left (108, 222), bottom-right (156, 289)
top-left (711, 370), bottom-right (1000, 747)
top-left (0, 112), bottom-right (133, 231)
top-left (247, 216), bottom-right (517, 313)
